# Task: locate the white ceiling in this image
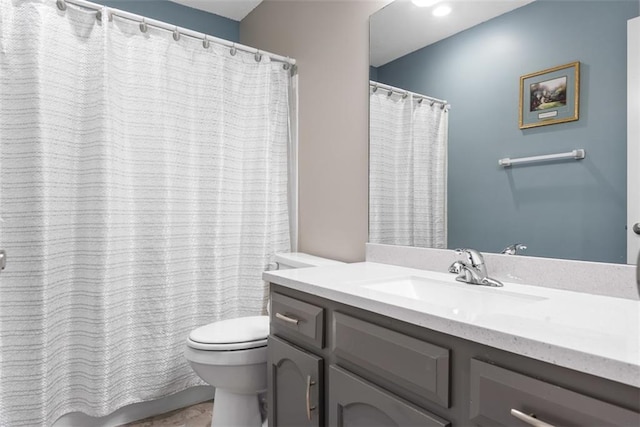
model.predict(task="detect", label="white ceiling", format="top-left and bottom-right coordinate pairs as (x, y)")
top-left (168, 0), bottom-right (535, 64)
top-left (370, 0), bottom-right (535, 67)
top-left (169, 0), bottom-right (263, 21)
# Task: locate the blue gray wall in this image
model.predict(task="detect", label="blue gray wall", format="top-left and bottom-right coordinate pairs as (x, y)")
top-left (369, 66), bottom-right (378, 81)
top-left (99, 0), bottom-right (239, 41)
top-left (376, 0), bottom-right (638, 263)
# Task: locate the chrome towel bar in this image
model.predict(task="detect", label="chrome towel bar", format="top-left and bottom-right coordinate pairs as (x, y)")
top-left (499, 149), bottom-right (585, 167)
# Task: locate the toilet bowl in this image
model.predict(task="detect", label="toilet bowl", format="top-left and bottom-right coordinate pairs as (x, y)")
top-left (184, 315), bottom-right (269, 427)
top-left (185, 253), bottom-right (344, 426)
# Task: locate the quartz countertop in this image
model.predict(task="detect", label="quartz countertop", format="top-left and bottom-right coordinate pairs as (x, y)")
top-left (263, 262), bottom-right (640, 388)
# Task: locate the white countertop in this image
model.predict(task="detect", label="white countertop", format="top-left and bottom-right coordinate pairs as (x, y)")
top-left (263, 262), bottom-right (640, 388)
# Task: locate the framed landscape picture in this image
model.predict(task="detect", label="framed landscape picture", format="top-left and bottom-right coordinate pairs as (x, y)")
top-left (519, 61), bottom-right (580, 129)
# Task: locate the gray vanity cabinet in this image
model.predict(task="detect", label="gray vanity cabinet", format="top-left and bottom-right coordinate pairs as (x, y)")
top-left (268, 335), bottom-right (323, 427)
top-left (268, 285), bottom-right (640, 427)
top-left (329, 365), bottom-right (450, 427)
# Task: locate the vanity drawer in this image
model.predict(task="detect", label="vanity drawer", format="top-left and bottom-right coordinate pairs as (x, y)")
top-left (469, 359), bottom-right (639, 426)
top-left (271, 292), bottom-right (324, 349)
top-left (332, 312), bottom-right (450, 407)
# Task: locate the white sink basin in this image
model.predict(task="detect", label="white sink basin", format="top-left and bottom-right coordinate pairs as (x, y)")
top-left (360, 276), bottom-right (546, 320)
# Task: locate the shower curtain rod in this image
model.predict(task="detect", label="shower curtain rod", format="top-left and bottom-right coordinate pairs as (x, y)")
top-left (370, 80), bottom-right (449, 107)
top-left (54, 0), bottom-right (297, 68)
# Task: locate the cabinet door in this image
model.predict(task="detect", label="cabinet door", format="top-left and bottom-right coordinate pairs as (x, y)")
top-left (329, 365), bottom-right (450, 427)
top-left (268, 335), bottom-right (323, 427)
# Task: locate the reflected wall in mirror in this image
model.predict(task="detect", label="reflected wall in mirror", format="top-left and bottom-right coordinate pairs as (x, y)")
top-left (369, 0), bottom-right (639, 264)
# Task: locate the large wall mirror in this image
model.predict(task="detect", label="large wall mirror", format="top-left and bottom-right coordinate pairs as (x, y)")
top-left (369, 0), bottom-right (639, 264)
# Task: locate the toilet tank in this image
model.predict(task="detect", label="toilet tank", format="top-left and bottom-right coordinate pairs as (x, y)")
top-left (274, 252), bottom-right (344, 269)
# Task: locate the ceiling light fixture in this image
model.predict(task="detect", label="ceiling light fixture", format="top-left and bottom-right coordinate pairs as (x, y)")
top-left (411, 0), bottom-right (441, 8)
top-left (432, 4), bottom-right (452, 17)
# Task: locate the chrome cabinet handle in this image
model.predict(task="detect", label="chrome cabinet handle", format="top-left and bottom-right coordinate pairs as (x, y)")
top-left (306, 375), bottom-right (316, 421)
top-left (511, 409), bottom-right (555, 427)
top-left (633, 223), bottom-right (640, 235)
top-left (0, 250), bottom-right (6, 272)
top-left (275, 312), bottom-right (299, 325)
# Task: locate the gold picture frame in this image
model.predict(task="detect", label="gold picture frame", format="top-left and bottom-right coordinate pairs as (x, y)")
top-left (519, 61), bottom-right (580, 129)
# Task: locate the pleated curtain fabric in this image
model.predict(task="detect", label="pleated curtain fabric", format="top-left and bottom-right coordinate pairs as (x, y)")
top-left (412, 100), bottom-right (448, 249)
top-left (0, 1), bottom-right (291, 425)
top-left (369, 88), bottom-right (448, 248)
top-left (369, 90), bottom-right (415, 246)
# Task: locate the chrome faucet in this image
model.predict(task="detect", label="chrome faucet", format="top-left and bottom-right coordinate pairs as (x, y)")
top-left (501, 243), bottom-right (527, 255)
top-left (448, 248), bottom-right (503, 287)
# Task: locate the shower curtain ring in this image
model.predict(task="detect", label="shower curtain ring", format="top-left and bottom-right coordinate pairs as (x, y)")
top-left (372, 85), bottom-right (378, 93)
top-left (230, 44), bottom-right (237, 56)
top-left (203, 35), bottom-right (210, 49)
top-left (255, 50), bottom-right (262, 62)
top-left (139, 18), bottom-right (148, 33)
top-left (283, 57), bottom-right (290, 70)
top-left (173, 27), bottom-right (180, 41)
top-left (56, 0), bottom-right (67, 11)
top-left (387, 89), bottom-right (393, 97)
top-left (418, 98), bottom-right (423, 104)
top-left (430, 100), bottom-right (436, 106)
top-left (95, 9), bottom-right (102, 22)
top-left (402, 92), bottom-right (409, 99)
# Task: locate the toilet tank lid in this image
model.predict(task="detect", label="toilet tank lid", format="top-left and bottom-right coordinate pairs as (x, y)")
top-left (275, 252), bottom-right (345, 268)
top-left (189, 315), bottom-right (269, 344)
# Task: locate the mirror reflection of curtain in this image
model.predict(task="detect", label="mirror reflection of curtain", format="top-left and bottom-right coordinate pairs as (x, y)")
top-left (369, 87), bottom-right (448, 248)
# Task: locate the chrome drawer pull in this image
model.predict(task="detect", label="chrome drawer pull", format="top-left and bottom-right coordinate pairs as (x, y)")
top-left (275, 312), bottom-right (299, 325)
top-left (306, 375), bottom-right (316, 420)
top-left (511, 409), bottom-right (555, 427)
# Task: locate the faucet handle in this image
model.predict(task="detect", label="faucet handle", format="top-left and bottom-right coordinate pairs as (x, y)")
top-left (448, 260), bottom-right (465, 274)
top-left (454, 248), bottom-right (484, 267)
top-left (501, 243), bottom-right (527, 255)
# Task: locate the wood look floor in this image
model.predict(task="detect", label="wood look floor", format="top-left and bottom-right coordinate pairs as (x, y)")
top-left (121, 401), bottom-right (213, 427)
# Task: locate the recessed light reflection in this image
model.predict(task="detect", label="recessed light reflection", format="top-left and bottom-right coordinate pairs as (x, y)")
top-left (411, 0), bottom-right (441, 8)
top-left (432, 4), bottom-right (452, 17)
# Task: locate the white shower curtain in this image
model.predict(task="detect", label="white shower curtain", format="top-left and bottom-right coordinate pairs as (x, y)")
top-left (0, 1), bottom-right (291, 425)
top-left (369, 86), bottom-right (448, 248)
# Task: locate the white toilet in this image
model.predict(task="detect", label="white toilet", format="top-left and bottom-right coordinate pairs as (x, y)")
top-left (184, 252), bottom-right (343, 426)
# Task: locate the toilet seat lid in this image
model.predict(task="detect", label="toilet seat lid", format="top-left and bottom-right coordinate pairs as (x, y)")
top-left (189, 315), bottom-right (269, 345)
